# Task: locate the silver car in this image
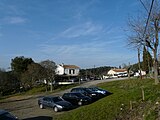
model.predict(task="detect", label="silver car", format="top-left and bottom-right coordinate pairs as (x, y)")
top-left (38, 96), bottom-right (73, 112)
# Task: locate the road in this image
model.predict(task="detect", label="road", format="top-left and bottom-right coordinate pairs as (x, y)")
top-left (0, 78), bottom-right (127, 120)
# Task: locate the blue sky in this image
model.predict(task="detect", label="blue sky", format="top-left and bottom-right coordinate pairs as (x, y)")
top-left (0, 0), bottom-right (144, 69)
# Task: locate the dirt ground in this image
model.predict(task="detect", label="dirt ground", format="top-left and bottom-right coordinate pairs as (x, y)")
top-left (0, 78), bottom-right (126, 120)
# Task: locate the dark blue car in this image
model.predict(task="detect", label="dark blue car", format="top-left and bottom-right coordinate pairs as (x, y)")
top-left (62, 92), bottom-right (92, 106)
top-left (0, 109), bottom-right (18, 120)
top-left (88, 87), bottom-right (112, 97)
top-left (71, 87), bottom-right (101, 100)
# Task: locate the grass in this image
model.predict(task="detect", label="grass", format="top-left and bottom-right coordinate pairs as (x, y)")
top-left (0, 84), bottom-right (78, 102)
top-left (54, 78), bottom-right (160, 120)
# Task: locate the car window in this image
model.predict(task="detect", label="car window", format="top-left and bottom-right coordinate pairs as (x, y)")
top-left (43, 97), bottom-right (48, 101)
top-left (77, 89), bottom-right (81, 92)
top-left (52, 97), bottom-right (62, 102)
top-left (74, 89), bottom-right (78, 92)
top-left (71, 89), bottom-right (76, 92)
top-left (63, 94), bottom-right (68, 98)
top-left (47, 98), bottom-right (52, 102)
top-left (70, 94), bottom-right (73, 97)
top-left (71, 94), bottom-right (76, 98)
top-left (75, 93), bottom-right (84, 97)
top-left (85, 88), bottom-right (92, 93)
top-left (89, 88), bottom-right (96, 91)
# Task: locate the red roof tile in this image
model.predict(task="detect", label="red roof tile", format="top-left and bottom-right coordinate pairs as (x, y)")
top-left (112, 69), bottom-right (127, 72)
top-left (63, 65), bottom-right (80, 69)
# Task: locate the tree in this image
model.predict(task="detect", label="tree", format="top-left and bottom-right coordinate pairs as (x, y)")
top-left (0, 69), bottom-right (19, 96)
top-left (142, 46), bottom-right (153, 73)
top-left (21, 63), bottom-right (44, 89)
top-left (40, 60), bottom-right (56, 92)
top-left (127, 0), bottom-right (160, 84)
top-left (145, 0), bottom-right (160, 84)
top-left (11, 56), bottom-right (34, 79)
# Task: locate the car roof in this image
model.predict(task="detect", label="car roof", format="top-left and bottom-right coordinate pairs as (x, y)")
top-left (65, 92), bottom-right (82, 94)
top-left (72, 87), bottom-right (85, 90)
top-left (43, 96), bottom-right (59, 98)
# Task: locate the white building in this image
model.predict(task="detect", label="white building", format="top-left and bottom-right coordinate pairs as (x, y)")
top-left (55, 64), bottom-right (80, 76)
top-left (134, 70), bottom-right (146, 77)
top-left (107, 69), bottom-right (128, 78)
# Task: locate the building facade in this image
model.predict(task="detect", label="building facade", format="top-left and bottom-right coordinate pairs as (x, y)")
top-left (56, 64), bottom-right (80, 76)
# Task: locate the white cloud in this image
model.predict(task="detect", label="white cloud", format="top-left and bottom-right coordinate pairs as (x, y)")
top-left (3, 16), bottom-right (27, 24)
top-left (52, 22), bottom-right (105, 40)
top-left (0, 1), bottom-right (27, 24)
top-left (38, 41), bottom-right (136, 68)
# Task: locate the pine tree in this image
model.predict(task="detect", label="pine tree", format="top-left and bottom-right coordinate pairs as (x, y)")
top-left (142, 46), bottom-right (153, 74)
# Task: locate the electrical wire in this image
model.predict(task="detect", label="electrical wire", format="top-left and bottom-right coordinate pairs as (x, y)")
top-left (139, 0), bottom-right (149, 13)
top-left (143, 0), bottom-right (155, 38)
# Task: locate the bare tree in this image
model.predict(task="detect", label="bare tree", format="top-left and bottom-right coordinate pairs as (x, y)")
top-left (40, 60), bottom-right (56, 92)
top-left (127, 17), bottom-right (144, 79)
top-left (146, 0), bottom-right (160, 84)
top-left (127, 0), bottom-right (160, 84)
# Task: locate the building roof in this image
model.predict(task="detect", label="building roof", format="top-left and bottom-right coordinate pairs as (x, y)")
top-left (63, 65), bottom-right (80, 69)
top-left (111, 69), bottom-right (127, 72)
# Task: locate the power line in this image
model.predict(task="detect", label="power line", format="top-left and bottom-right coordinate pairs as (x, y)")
top-left (143, 0), bottom-right (155, 38)
top-left (139, 0), bottom-right (149, 13)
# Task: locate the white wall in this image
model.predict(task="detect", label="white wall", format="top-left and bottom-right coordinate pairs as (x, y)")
top-left (55, 65), bottom-right (64, 75)
top-left (108, 70), bottom-right (116, 75)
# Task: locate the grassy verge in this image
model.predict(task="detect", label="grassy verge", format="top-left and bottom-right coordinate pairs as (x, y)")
top-left (25, 84), bottom-right (78, 95)
top-left (0, 84), bottom-right (78, 102)
top-left (55, 78), bottom-right (160, 120)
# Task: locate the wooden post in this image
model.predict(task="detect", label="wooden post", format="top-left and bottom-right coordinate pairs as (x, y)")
top-left (130, 101), bottom-right (132, 110)
top-left (141, 87), bottom-right (145, 101)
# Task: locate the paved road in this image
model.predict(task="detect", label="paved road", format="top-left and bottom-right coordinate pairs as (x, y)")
top-left (0, 78), bottom-right (127, 120)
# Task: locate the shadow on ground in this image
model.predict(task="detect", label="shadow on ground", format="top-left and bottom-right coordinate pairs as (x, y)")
top-left (22, 116), bottom-right (53, 120)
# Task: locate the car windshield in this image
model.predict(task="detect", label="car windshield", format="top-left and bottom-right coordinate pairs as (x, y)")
top-left (52, 97), bottom-right (63, 102)
top-left (85, 88), bottom-right (93, 93)
top-left (74, 93), bottom-right (84, 97)
top-left (89, 88), bottom-right (97, 91)
top-left (96, 88), bottom-right (105, 91)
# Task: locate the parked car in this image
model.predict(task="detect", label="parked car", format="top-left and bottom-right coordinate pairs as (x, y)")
top-left (0, 109), bottom-right (18, 120)
top-left (70, 87), bottom-right (101, 100)
top-left (38, 96), bottom-right (73, 112)
top-left (88, 87), bottom-right (112, 97)
top-left (62, 92), bottom-right (92, 106)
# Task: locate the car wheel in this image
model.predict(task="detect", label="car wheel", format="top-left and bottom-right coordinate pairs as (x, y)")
top-left (54, 106), bottom-right (59, 112)
top-left (39, 104), bottom-right (44, 109)
top-left (78, 101), bottom-right (82, 106)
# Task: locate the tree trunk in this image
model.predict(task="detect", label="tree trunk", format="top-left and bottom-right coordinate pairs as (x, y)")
top-left (50, 84), bottom-right (53, 92)
top-left (128, 71), bottom-right (130, 79)
top-left (50, 79), bottom-right (53, 92)
top-left (153, 19), bottom-right (159, 85)
top-left (153, 49), bottom-right (159, 84)
top-left (138, 48), bottom-right (142, 79)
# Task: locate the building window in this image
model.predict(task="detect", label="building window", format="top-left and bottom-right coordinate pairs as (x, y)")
top-left (69, 69), bottom-right (75, 74)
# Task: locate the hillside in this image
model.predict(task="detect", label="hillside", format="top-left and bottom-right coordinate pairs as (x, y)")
top-left (55, 78), bottom-right (160, 120)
